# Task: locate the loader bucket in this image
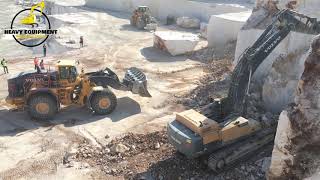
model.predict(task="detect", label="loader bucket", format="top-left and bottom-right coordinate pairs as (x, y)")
top-left (123, 67), bottom-right (152, 97)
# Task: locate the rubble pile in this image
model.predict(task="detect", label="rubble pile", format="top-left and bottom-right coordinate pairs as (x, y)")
top-left (176, 59), bottom-right (232, 108)
top-left (268, 35), bottom-right (320, 179)
top-left (188, 40), bottom-right (236, 63)
top-left (71, 130), bottom-right (275, 180)
top-left (72, 131), bottom-right (176, 178)
top-left (178, 41), bottom-right (237, 108)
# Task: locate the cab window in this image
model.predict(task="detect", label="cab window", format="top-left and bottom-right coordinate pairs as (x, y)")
top-left (59, 66), bottom-right (69, 79)
top-left (59, 66), bottom-right (78, 80)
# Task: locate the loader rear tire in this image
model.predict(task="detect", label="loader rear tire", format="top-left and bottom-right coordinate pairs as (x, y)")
top-left (130, 17), bottom-right (135, 26)
top-left (28, 94), bottom-right (57, 120)
top-left (90, 90), bottom-right (117, 115)
top-left (136, 18), bottom-right (146, 30)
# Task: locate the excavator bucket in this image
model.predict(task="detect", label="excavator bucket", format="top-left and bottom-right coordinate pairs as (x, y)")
top-left (123, 67), bottom-right (152, 97)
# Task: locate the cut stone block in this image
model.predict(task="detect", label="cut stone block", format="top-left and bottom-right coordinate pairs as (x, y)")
top-left (153, 31), bottom-right (199, 56)
top-left (207, 11), bottom-right (251, 48)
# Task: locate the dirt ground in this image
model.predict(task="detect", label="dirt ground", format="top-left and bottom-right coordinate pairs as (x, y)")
top-left (0, 1), bottom-right (273, 180)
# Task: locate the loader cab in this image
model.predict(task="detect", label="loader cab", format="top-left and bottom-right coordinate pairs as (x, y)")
top-left (137, 6), bottom-right (149, 13)
top-left (56, 60), bottom-right (79, 86)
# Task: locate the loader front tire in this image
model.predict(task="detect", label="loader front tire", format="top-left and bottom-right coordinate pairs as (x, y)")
top-left (90, 90), bottom-right (117, 115)
top-left (28, 94), bottom-right (57, 120)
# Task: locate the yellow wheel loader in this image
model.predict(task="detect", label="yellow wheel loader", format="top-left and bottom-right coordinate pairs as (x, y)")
top-left (130, 6), bottom-right (157, 31)
top-left (167, 9), bottom-right (320, 172)
top-left (5, 60), bottom-right (151, 120)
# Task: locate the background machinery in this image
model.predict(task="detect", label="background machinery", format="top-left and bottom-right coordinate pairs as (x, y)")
top-left (6, 60), bottom-right (151, 120)
top-left (167, 9), bottom-right (320, 172)
top-left (130, 6), bottom-right (157, 30)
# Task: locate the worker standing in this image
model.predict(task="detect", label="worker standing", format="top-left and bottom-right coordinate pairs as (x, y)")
top-left (34, 57), bottom-right (39, 70)
top-left (1, 58), bottom-right (9, 74)
top-left (40, 59), bottom-right (45, 70)
top-left (79, 36), bottom-right (84, 48)
top-left (43, 44), bottom-right (47, 57)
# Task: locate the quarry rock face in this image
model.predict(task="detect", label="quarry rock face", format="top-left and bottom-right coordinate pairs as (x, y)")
top-left (256, 0), bottom-right (320, 18)
top-left (235, 0), bottom-right (319, 113)
top-left (153, 31), bottom-right (199, 56)
top-left (268, 35), bottom-right (320, 179)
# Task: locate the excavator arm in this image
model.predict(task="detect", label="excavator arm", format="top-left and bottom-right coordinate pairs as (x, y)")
top-left (225, 9), bottom-right (320, 116)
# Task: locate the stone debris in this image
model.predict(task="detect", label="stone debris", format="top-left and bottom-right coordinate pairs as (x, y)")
top-left (153, 31), bottom-right (199, 56)
top-left (110, 143), bottom-right (130, 153)
top-left (176, 17), bottom-right (200, 29)
top-left (72, 130), bottom-right (274, 179)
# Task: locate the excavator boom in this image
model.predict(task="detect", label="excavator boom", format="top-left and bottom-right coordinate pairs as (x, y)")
top-left (226, 9), bottom-right (320, 116)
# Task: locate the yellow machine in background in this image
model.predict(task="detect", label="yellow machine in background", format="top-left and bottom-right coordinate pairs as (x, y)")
top-left (20, 0), bottom-right (45, 27)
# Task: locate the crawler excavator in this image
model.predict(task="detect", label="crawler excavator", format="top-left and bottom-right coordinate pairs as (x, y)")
top-left (167, 9), bottom-right (320, 172)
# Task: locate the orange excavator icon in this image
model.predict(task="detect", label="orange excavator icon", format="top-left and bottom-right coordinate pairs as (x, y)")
top-left (20, 0), bottom-right (45, 27)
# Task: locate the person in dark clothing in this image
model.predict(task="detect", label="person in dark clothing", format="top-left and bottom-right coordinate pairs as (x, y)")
top-left (79, 36), bottom-right (84, 48)
top-left (1, 58), bottom-right (8, 74)
top-left (40, 59), bottom-right (45, 70)
top-left (43, 44), bottom-right (47, 57)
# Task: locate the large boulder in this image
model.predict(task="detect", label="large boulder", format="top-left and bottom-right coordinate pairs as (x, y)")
top-left (153, 31), bottom-right (199, 56)
top-left (207, 11), bottom-right (251, 49)
top-left (268, 35), bottom-right (320, 179)
top-left (176, 17), bottom-right (200, 29)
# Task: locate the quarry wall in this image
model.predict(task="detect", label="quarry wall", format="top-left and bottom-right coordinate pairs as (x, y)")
top-left (85, 0), bottom-right (251, 22)
top-left (235, 0), bottom-right (320, 113)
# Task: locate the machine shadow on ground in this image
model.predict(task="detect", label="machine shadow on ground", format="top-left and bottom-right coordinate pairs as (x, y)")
top-left (119, 24), bottom-right (145, 32)
top-left (0, 96), bottom-right (141, 136)
top-left (140, 47), bottom-right (187, 62)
